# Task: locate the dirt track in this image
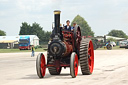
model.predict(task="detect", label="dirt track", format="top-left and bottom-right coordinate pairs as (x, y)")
top-left (0, 50), bottom-right (128, 85)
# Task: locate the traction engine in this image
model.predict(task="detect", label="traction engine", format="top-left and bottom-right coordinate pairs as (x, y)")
top-left (36, 10), bottom-right (94, 78)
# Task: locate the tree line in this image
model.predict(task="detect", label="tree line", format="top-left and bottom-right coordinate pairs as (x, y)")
top-left (0, 15), bottom-right (128, 44)
top-left (107, 29), bottom-right (128, 39)
top-left (19, 22), bottom-right (51, 44)
top-left (0, 30), bottom-right (6, 36)
top-left (71, 15), bottom-right (94, 37)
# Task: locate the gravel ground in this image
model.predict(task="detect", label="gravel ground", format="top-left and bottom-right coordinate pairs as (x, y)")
top-left (0, 50), bottom-right (128, 85)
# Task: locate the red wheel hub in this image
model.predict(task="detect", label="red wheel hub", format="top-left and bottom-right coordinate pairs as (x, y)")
top-left (40, 54), bottom-right (46, 77)
top-left (74, 54), bottom-right (78, 76)
top-left (88, 40), bottom-right (94, 73)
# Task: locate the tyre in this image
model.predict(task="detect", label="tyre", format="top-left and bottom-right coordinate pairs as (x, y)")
top-left (36, 53), bottom-right (46, 78)
top-left (106, 44), bottom-right (112, 50)
top-left (70, 52), bottom-right (78, 78)
top-left (79, 38), bottom-right (94, 75)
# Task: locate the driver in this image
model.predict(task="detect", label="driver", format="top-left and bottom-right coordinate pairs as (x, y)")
top-left (64, 20), bottom-right (71, 31)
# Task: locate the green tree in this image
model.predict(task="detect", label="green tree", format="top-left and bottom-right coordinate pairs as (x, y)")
top-left (0, 30), bottom-right (6, 36)
top-left (108, 30), bottom-right (128, 38)
top-left (44, 31), bottom-right (52, 42)
top-left (19, 22), bottom-right (51, 44)
top-left (71, 15), bottom-right (94, 37)
top-left (19, 22), bottom-right (31, 35)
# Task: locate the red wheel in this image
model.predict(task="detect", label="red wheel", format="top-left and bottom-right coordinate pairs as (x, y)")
top-left (36, 53), bottom-right (46, 78)
top-left (70, 52), bottom-right (78, 78)
top-left (80, 39), bottom-right (94, 75)
top-left (88, 40), bottom-right (94, 73)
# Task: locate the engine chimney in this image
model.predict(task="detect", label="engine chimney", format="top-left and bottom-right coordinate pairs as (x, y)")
top-left (54, 10), bottom-right (61, 35)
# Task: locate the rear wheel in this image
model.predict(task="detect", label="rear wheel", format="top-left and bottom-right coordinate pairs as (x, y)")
top-left (79, 39), bottom-right (94, 75)
top-left (36, 53), bottom-right (46, 78)
top-left (70, 52), bottom-right (78, 78)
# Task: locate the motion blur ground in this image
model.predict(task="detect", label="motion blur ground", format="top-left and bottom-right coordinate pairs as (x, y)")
top-left (0, 50), bottom-right (128, 85)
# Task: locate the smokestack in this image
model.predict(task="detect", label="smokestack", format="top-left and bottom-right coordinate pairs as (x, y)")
top-left (54, 10), bottom-right (61, 35)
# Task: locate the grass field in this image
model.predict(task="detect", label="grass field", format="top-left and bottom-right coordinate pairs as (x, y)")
top-left (0, 48), bottom-right (47, 53)
top-left (97, 46), bottom-right (125, 50)
top-left (0, 46), bottom-right (126, 53)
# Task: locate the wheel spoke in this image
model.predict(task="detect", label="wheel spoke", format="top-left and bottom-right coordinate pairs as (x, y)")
top-left (74, 54), bottom-right (78, 77)
top-left (88, 48), bottom-right (91, 51)
top-left (89, 66), bottom-right (92, 70)
top-left (89, 56), bottom-right (92, 60)
top-left (40, 55), bottom-right (46, 77)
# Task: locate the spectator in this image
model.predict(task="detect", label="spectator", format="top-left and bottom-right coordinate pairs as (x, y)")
top-left (31, 45), bottom-right (35, 57)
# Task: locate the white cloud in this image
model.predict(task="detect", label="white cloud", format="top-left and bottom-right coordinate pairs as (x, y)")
top-left (51, 0), bottom-right (62, 9)
top-left (0, 11), bottom-right (5, 16)
top-left (0, 0), bottom-right (128, 36)
top-left (0, 0), bottom-right (9, 2)
top-left (16, 0), bottom-right (52, 12)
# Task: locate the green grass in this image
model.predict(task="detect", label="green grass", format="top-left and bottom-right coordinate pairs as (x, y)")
top-left (0, 48), bottom-right (47, 53)
top-left (97, 46), bottom-right (125, 50)
top-left (0, 46), bottom-right (125, 53)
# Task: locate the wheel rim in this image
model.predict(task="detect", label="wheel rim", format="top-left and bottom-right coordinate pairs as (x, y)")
top-left (40, 54), bottom-right (46, 77)
top-left (88, 40), bottom-right (94, 73)
top-left (107, 44), bottom-right (112, 49)
top-left (74, 54), bottom-right (78, 76)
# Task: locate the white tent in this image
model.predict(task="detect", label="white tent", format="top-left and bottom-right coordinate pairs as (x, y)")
top-left (0, 35), bottom-right (39, 46)
top-left (106, 36), bottom-right (126, 41)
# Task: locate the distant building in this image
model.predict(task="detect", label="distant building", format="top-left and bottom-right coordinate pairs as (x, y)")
top-left (105, 36), bottom-right (126, 41)
top-left (95, 35), bottom-right (127, 42)
top-left (0, 35), bottom-right (39, 49)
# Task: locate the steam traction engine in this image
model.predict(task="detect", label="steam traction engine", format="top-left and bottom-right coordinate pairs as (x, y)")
top-left (36, 10), bottom-right (94, 78)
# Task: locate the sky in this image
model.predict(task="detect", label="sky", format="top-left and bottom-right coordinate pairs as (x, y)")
top-left (0, 0), bottom-right (128, 36)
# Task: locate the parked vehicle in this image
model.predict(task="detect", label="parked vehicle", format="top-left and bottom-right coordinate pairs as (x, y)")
top-left (119, 40), bottom-right (128, 48)
top-left (19, 36), bottom-right (31, 50)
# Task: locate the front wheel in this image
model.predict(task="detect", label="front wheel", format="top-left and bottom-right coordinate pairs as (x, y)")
top-left (36, 53), bottom-right (46, 78)
top-left (70, 52), bottom-right (78, 78)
